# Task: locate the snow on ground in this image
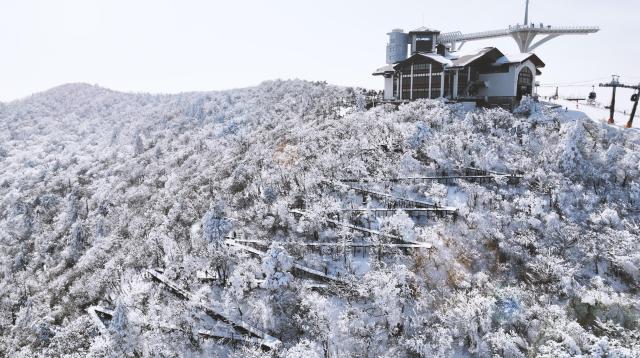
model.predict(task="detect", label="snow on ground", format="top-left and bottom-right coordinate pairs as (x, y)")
top-left (550, 98), bottom-right (640, 132)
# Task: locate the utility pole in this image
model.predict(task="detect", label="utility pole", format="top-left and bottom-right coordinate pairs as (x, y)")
top-left (599, 76), bottom-right (640, 128)
top-left (628, 89), bottom-right (640, 128)
top-left (600, 75), bottom-right (620, 124)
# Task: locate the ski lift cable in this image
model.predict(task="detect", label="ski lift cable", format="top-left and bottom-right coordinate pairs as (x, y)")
top-left (538, 76), bottom-right (611, 87)
top-left (620, 75), bottom-right (640, 80)
top-left (540, 76), bottom-right (640, 88)
top-left (538, 84), bottom-right (599, 88)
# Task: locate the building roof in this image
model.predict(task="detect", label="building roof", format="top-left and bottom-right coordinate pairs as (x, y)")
top-left (420, 53), bottom-right (453, 66)
top-left (391, 52), bottom-right (458, 70)
top-left (409, 26), bottom-right (441, 34)
top-left (372, 64), bottom-right (395, 76)
top-left (450, 47), bottom-right (501, 67)
top-left (496, 53), bottom-right (546, 68)
top-left (379, 47), bottom-right (545, 75)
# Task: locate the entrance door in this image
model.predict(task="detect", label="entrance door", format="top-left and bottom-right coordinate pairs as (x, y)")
top-left (517, 67), bottom-right (533, 100)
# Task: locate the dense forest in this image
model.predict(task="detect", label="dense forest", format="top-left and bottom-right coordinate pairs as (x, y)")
top-left (0, 81), bottom-right (639, 357)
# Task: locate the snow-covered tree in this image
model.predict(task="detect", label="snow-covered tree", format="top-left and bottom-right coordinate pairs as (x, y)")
top-left (261, 243), bottom-right (294, 291)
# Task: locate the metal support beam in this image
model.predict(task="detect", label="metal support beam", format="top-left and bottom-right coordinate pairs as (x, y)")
top-left (512, 31), bottom-right (536, 53)
top-left (528, 34), bottom-right (561, 52)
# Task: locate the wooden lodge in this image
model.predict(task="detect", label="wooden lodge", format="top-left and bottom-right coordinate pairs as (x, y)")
top-left (373, 27), bottom-right (545, 110)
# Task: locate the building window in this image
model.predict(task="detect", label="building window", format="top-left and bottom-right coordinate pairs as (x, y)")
top-left (414, 63), bottom-right (429, 72)
top-left (393, 75), bottom-right (398, 98)
top-left (480, 64), bottom-right (510, 74)
top-left (416, 39), bottom-right (433, 52)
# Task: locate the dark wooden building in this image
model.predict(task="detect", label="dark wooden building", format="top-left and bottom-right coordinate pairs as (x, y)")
top-left (373, 27), bottom-right (545, 110)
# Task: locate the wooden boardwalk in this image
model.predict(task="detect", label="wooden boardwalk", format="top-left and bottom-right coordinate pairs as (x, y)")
top-left (339, 167), bottom-right (522, 186)
top-left (87, 305), bottom-right (270, 348)
top-left (337, 207), bottom-right (457, 215)
top-left (231, 238), bottom-right (430, 249)
top-left (290, 209), bottom-right (433, 248)
top-left (86, 306), bottom-right (113, 337)
top-left (146, 268), bottom-right (281, 350)
top-left (325, 180), bottom-right (458, 213)
top-left (198, 329), bottom-right (279, 346)
top-left (225, 239), bottom-right (349, 284)
top-left (461, 166), bottom-right (510, 176)
top-left (155, 323), bottom-right (274, 346)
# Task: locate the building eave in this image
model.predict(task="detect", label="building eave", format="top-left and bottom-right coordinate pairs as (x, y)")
top-left (496, 53), bottom-right (546, 68)
top-left (393, 52), bottom-right (453, 69)
top-left (372, 64), bottom-right (396, 76)
top-left (408, 26), bottom-right (441, 34)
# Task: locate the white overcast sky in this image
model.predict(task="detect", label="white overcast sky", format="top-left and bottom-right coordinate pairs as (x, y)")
top-left (1, 0), bottom-right (639, 104)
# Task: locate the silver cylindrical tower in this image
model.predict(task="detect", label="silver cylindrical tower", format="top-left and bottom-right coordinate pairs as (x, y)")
top-left (386, 29), bottom-right (409, 64)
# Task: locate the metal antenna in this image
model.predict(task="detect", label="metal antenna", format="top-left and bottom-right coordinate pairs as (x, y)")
top-left (524, 0), bottom-right (530, 25)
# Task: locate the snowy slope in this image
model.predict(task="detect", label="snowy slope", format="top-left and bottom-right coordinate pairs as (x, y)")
top-left (0, 82), bottom-right (639, 357)
top-left (551, 98), bottom-right (640, 132)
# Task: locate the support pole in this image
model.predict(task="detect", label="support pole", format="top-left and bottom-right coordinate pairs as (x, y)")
top-left (428, 64), bottom-right (433, 99)
top-left (602, 75), bottom-right (621, 124)
top-left (627, 90), bottom-right (640, 129)
top-left (609, 85), bottom-right (617, 124)
top-left (453, 70), bottom-right (459, 98)
top-left (410, 63), bottom-right (414, 100)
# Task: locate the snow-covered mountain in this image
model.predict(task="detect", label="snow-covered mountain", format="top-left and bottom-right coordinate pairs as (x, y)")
top-left (1, 81), bottom-right (639, 357)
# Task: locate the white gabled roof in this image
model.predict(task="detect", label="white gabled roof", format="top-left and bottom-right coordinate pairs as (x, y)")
top-left (496, 53), bottom-right (545, 67)
top-left (496, 53), bottom-right (532, 64)
top-left (417, 53), bottom-right (453, 66)
top-left (448, 46), bottom-right (491, 59)
top-left (372, 64), bottom-right (395, 76)
top-left (450, 47), bottom-right (497, 67)
top-left (391, 52), bottom-right (454, 69)
top-left (410, 26), bottom-right (440, 33)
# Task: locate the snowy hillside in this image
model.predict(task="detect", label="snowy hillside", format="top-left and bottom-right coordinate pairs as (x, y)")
top-left (1, 81), bottom-right (639, 357)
